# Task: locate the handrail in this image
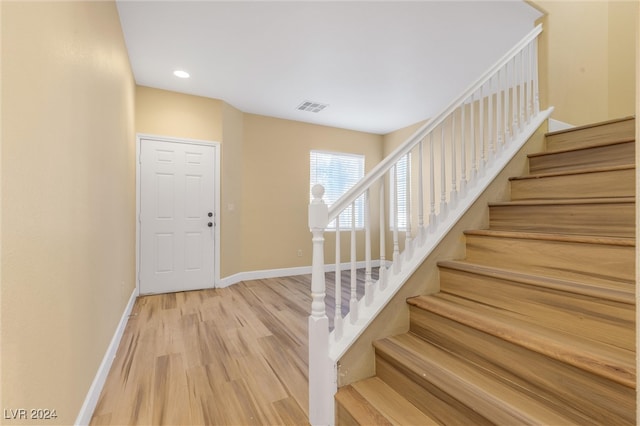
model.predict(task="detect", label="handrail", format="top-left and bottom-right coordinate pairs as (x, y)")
top-left (327, 24), bottom-right (542, 222)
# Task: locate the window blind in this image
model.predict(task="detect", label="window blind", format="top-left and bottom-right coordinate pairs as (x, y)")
top-left (310, 150), bottom-right (364, 229)
top-left (391, 154), bottom-right (410, 230)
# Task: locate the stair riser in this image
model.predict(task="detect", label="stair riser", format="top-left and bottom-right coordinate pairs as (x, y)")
top-left (438, 267), bottom-right (635, 350)
top-left (529, 141), bottom-right (634, 174)
top-left (409, 307), bottom-right (635, 425)
top-left (375, 355), bottom-right (492, 425)
top-left (437, 259), bottom-right (635, 304)
top-left (336, 403), bottom-right (361, 426)
top-left (335, 386), bottom-right (391, 426)
top-left (376, 335), bottom-right (588, 425)
top-left (464, 234), bottom-right (634, 285)
top-left (546, 118), bottom-right (635, 152)
top-left (338, 378), bottom-right (440, 425)
top-left (510, 168), bottom-right (635, 200)
top-left (489, 202), bottom-right (635, 237)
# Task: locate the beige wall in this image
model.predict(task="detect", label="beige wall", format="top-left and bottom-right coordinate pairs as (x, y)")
top-left (135, 86), bottom-right (223, 142)
top-left (383, 120), bottom-right (427, 157)
top-left (134, 87), bottom-right (246, 278)
top-left (135, 89), bottom-right (384, 276)
top-left (607, 1), bottom-right (638, 120)
top-left (242, 114), bottom-right (384, 271)
top-left (536, 0), bottom-right (637, 126)
top-left (221, 103), bottom-right (245, 277)
top-left (1, 2), bottom-right (136, 424)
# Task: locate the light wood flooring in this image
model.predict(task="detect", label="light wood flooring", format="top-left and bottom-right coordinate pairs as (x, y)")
top-left (91, 269), bottom-right (375, 425)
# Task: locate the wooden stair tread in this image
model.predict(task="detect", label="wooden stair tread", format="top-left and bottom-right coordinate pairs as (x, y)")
top-left (464, 229), bottom-right (634, 286)
top-left (375, 334), bottom-right (581, 425)
top-left (509, 164), bottom-right (634, 200)
top-left (435, 288), bottom-right (634, 352)
top-left (464, 229), bottom-right (635, 247)
top-left (336, 377), bottom-right (439, 425)
top-left (408, 306), bottom-right (636, 425)
top-left (437, 261), bottom-right (635, 350)
top-left (527, 139), bottom-right (635, 175)
top-left (489, 196), bottom-right (635, 207)
top-left (528, 137), bottom-right (635, 159)
top-left (488, 198), bottom-right (635, 237)
top-left (407, 295), bottom-right (636, 388)
top-left (544, 116), bottom-right (635, 152)
top-left (510, 164), bottom-right (634, 181)
top-left (437, 260), bottom-right (635, 304)
top-left (545, 116), bottom-right (635, 137)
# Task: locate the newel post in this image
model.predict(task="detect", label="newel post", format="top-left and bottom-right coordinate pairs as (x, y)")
top-left (308, 184), bottom-right (335, 425)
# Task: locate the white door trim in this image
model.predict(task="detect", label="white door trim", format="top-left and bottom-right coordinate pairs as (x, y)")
top-left (135, 134), bottom-right (221, 293)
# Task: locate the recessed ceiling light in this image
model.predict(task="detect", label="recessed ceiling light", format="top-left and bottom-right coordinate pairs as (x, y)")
top-left (173, 70), bottom-right (190, 79)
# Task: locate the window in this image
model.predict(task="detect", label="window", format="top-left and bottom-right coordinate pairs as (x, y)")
top-left (310, 150), bottom-right (364, 229)
top-left (391, 153), bottom-right (411, 231)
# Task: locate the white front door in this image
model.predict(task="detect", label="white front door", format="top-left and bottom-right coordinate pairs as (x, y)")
top-left (139, 138), bottom-right (216, 294)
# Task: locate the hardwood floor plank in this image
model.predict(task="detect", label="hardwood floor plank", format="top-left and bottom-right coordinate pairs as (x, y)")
top-left (91, 276), bottom-right (318, 425)
top-left (272, 396), bottom-right (310, 426)
top-left (152, 353), bottom-right (192, 425)
top-left (257, 334), bottom-right (309, 413)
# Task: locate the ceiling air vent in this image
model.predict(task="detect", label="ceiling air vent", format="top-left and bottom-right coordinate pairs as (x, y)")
top-left (297, 100), bottom-right (328, 113)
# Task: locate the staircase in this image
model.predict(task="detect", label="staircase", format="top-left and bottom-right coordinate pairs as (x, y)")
top-left (335, 116), bottom-right (636, 425)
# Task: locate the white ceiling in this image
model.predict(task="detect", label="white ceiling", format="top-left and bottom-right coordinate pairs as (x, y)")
top-left (116, 1), bottom-right (542, 135)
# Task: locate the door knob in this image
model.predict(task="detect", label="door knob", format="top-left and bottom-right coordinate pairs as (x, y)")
top-left (208, 212), bottom-right (213, 217)
top-left (208, 222), bottom-right (213, 227)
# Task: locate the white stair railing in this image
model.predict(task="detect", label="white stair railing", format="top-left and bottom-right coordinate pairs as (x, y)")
top-left (308, 24), bottom-right (552, 426)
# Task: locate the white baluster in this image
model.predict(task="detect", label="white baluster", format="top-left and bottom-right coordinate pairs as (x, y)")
top-left (308, 184), bottom-right (332, 426)
top-left (512, 56), bottom-right (518, 137)
top-left (478, 85), bottom-right (485, 176)
top-left (450, 112), bottom-right (457, 206)
top-left (532, 38), bottom-right (540, 116)
top-left (392, 166), bottom-right (401, 274)
top-left (334, 214), bottom-right (342, 341)
top-left (440, 125), bottom-right (447, 217)
top-left (504, 61), bottom-right (511, 145)
top-left (364, 189), bottom-right (373, 306)
top-left (496, 66), bottom-right (503, 153)
top-left (527, 42), bottom-right (533, 123)
top-left (418, 139), bottom-right (425, 243)
top-left (488, 76), bottom-right (494, 160)
top-left (404, 153), bottom-right (413, 260)
top-left (378, 180), bottom-right (386, 290)
top-left (460, 104), bottom-right (467, 195)
top-left (349, 201), bottom-right (358, 324)
top-left (470, 92), bottom-right (478, 179)
top-left (428, 133), bottom-right (437, 232)
top-left (519, 50), bottom-right (525, 129)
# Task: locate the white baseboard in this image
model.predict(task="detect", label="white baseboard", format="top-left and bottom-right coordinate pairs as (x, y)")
top-left (75, 288), bottom-right (137, 425)
top-left (548, 118), bottom-right (574, 132)
top-left (217, 260), bottom-right (387, 288)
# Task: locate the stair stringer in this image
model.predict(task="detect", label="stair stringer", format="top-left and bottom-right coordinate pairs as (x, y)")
top-left (335, 110), bottom-right (553, 388)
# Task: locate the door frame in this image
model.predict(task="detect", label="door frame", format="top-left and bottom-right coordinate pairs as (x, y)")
top-left (135, 133), bottom-right (222, 294)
